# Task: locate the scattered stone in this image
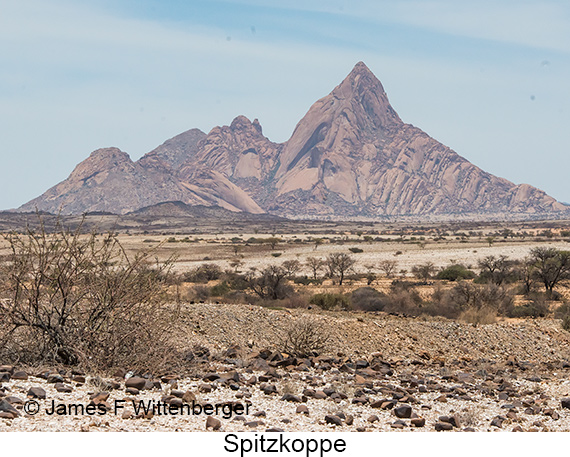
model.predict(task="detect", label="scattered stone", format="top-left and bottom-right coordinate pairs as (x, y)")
top-left (55, 383), bottom-right (73, 393)
top-left (411, 417), bottom-right (425, 427)
top-left (203, 373), bottom-right (221, 382)
top-left (345, 414), bottom-right (354, 426)
top-left (47, 373), bottom-right (64, 384)
top-left (323, 387), bottom-right (336, 396)
top-left (296, 405), bottom-right (309, 415)
top-left (561, 398), bottom-right (570, 409)
top-left (439, 415), bottom-right (461, 428)
top-left (0, 373), bottom-right (10, 382)
top-left (490, 416), bottom-right (506, 428)
top-left (266, 427), bottom-right (285, 432)
top-left (125, 377), bottom-right (147, 390)
top-left (27, 387), bottom-right (46, 399)
top-left (367, 415), bottom-right (379, 423)
top-left (0, 399), bottom-right (19, 418)
top-left (11, 371), bottom-right (28, 381)
top-left (182, 391), bottom-right (196, 403)
top-left (394, 405), bottom-right (413, 419)
top-left (434, 422), bottom-right (453, 431)
top-left (544, 408), bottom-right (560, 420)
top-left (325, 415), bottom-right (343, 426)
top-left (206, 416), bottom-right (222, 430)
top-left (280, 393), bottom-right (302, 402)
top-left (125, 387), bottom-right (140, 396)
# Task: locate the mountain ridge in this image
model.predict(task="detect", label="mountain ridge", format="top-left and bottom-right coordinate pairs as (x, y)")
top-left (19, 62), bottom-right (568, 219)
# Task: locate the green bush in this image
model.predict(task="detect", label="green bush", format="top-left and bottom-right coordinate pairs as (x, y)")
top-left (436, 264), bottom-right (476, 281)
top-left (309, 293), bottom-right (350, 311)
top-left (210, 281), bottom-right (231, 297)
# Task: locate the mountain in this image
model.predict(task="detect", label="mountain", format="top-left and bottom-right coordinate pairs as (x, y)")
top-left (19, 62), bottom-right (568, 219)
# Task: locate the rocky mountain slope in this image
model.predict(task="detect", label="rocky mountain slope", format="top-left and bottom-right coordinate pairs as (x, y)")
top-left (19, 62), bottom-right (567, 219)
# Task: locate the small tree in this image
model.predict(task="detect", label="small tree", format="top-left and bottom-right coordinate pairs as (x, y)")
top-left (246, 265), bottom-right (290, 300)
top-left (529, 247), bottom-right (570, 294)
top-left (379, 259), bottom-right (397, 278)
top-left (477, 255), bottom-right (512, 285)
top-left (325, 253), bottom-right (356, 285)
top-left (305, 257), bottom-right (325, 280)
top-left (264, 237), bottom-right (281, 250)
top-left (313, 238), bottom-right (324, 250)
top-left (281, 259), bottom-right (301, 278)
top-left (411, 262), bottom-right (435, 283)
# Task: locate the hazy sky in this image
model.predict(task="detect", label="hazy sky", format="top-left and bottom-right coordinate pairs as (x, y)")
top-left (2, 0), bottom-right (570, 210)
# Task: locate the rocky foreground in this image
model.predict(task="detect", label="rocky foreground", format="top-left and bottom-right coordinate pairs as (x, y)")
top-left (3, 304), bottom-right (570, 432)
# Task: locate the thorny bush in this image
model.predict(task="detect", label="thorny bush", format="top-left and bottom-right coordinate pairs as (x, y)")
top-left (0, 220), bottom-right (177, 372)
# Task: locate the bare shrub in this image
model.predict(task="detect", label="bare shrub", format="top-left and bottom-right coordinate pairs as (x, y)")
top-left (438, 282), bottom-right (513, 323)
top-left (411, 262), bottom-right (435, 283)
top-left (379, 260), bottom-right (397, 278)
top-left (192, 285), bottom-right (211, 301)
top-left (562, 315), bottom-right (570, 332)
top-left (507, 293), bottom-right (550, 318)
top-left (279, 317), bottom-right (329, 357)
top-left (458, 306), bottom-right (497, 325)
top-left (0, 220), bottom-right (176, 372)
top-left (350, 287), bottom-right (387, 312)
top-left (183, 263), bottom-right (223, 283)
top-left (309, 293), bottom-right (350, 311)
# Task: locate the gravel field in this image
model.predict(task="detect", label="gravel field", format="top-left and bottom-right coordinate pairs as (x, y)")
top-left (3, 304), bottom-right (570, 432)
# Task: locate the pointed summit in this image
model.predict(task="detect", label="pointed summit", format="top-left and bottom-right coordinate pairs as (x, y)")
top-left (275, 62), bottom-right (402, 181)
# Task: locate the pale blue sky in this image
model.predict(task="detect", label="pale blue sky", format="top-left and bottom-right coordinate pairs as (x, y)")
top-left (1, 0), bottom-right (569, 210)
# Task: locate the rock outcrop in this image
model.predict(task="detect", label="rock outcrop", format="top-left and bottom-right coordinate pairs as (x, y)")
top-left (19, 62), bottom-right (567, 219)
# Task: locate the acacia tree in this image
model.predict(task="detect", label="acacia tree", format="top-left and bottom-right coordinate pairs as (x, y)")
top-left (325, 253), bottom-right (356, 285)
top-left (477, 255), bottom-right (512, 285)
top-left (281, 259), bottom-right (301, 278)
top-left (246, 265), bottom-right (290, 300)
top-left (379, 259), bottom-right (397, 278)
top-left (411, 262), bottom-right (435, 283)
top-left (305, 257), bottom-right (325, 280)
top-left (529, 247), bottom-right (570, 294)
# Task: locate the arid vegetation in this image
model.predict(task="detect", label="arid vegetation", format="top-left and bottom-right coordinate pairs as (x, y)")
top-left (0, 221), bottom-right (178, 372)
top-left (2, 218), bottom-right (570, 374)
